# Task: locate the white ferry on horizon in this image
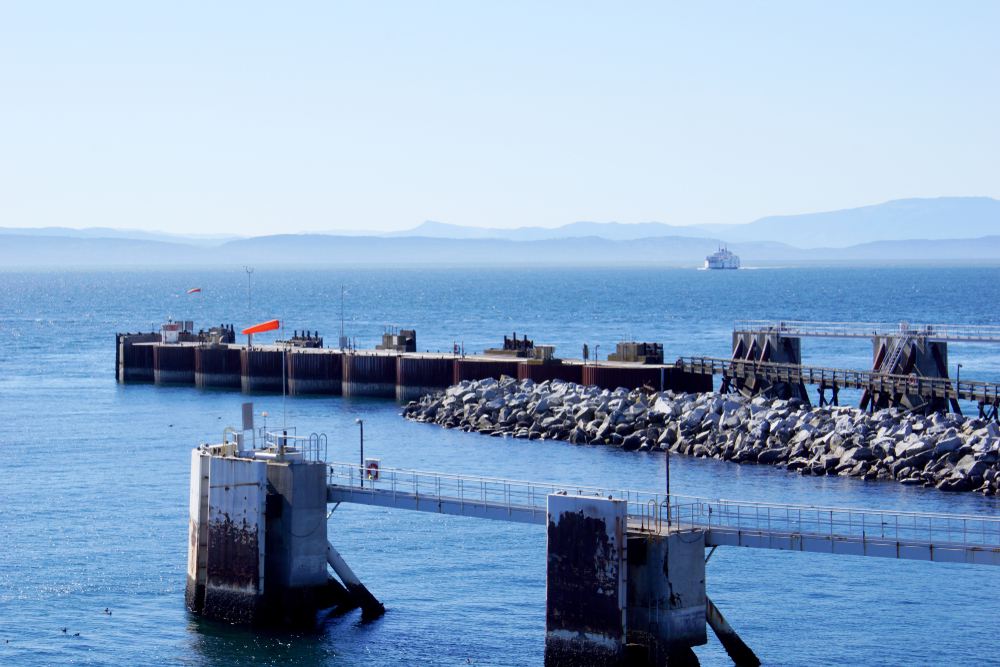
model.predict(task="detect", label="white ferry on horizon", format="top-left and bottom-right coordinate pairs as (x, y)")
top-left (704, 246), bottom-right (740, 270)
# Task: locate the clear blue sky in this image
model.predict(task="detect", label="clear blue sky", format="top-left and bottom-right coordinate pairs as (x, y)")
top-left (1, 2), bottom-right (997, 235)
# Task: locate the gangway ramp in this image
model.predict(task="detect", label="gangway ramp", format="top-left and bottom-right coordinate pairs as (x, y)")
top-left (326, 462), bottom-right (1000, 566)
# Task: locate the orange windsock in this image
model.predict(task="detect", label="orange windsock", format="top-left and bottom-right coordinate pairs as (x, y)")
top-left (242, 319), bottom-right (280, 335)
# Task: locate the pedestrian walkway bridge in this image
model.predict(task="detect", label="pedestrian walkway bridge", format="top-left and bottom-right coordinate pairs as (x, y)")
top-left (327, 462), bottom-right (1000, 567)
top-left (679, 356), bottom-right (1000, 410)
top-left (734, 320), bottom-right (1000, 344)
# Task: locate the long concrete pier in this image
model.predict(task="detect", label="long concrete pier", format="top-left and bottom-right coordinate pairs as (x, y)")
top-left (118, 338), bottom-right (711, 397)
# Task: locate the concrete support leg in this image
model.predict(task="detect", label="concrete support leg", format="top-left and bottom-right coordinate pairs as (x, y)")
top-left (326, 541), bottom-right (385, 618)
top-left (705, 597), bottom-right (759, 667)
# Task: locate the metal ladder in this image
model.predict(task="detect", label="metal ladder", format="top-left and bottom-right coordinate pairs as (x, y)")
top-left (880, 336), bottom-right (909, 374)
top-left (648, 597), bottom-right (660, 662)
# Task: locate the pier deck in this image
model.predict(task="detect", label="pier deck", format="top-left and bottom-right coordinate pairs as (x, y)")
top-left (117, 336), bottom-right (712, 395)
top-left (326, 462), bottom-right (1000, 566)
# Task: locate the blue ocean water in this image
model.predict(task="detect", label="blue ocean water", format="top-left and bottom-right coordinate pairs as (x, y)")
top-left (2, 264), bottom-right (1000, 667)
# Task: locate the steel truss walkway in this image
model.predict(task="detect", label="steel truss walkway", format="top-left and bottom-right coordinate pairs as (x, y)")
top-left (326, 462), bottom-right (1000, 566)
top-left (679, 356), bottom-right (1000, 410)
top-left (734, 320), bottom-right (1000, 344)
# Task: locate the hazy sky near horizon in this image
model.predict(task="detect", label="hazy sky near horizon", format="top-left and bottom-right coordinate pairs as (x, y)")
top-left (2, 2), bottom-right (997, 236)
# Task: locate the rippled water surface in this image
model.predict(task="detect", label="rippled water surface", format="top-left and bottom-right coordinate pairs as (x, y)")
top-left (2, 264), bottom-right (1000, 666)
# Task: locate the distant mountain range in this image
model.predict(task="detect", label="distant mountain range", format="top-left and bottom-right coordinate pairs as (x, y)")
top-left (698, 197), bottom-right (1000, 248)
top-left (1, 197), bottom-right (997, 265)
top-left (3, 232), bottom-right (1000, 266)
top-left (0, 226), bottom-right (243, 246)
top-left (375, 219), bottom-right (714, 242)
top-left (325, 197), bottom-right (1000, 248)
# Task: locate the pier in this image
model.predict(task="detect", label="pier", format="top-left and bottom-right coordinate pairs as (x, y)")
top-left (681, 356), bottom-right (1000, 418)
top-left (117, 326), bottom-right (711, 397)
top-left (119, 318), bottom-right (1000, 420)
top-left (186, 417), bottom-right (1000, 666)
top-left (720, 319), bottom-right (1000, 416)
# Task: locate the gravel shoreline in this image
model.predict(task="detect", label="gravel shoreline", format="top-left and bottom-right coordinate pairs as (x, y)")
top-left (402, 376), bottom-right (1000, 495)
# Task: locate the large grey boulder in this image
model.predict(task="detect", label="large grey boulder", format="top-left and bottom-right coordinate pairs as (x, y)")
top-left (954, 454), bottom-right (990, 479)
top-left (897, 437), bottom-right (935, 458)
top-left (934, 435), bottom-right (963, 455)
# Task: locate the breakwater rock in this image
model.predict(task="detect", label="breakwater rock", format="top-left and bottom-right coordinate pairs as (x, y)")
top-left (402, 376), bottom-right (1000, 495)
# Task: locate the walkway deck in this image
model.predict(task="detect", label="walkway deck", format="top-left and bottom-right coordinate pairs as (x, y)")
top-left (734, 320), bottom-right (1000, 344)
top-left (326, 462), bottom-right (1000, 566)
top-left (678, 356), bottom-right (1000, 406)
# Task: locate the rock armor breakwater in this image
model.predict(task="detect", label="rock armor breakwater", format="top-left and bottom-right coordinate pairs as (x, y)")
top-left (402, 376), bottom-right (1000, 495)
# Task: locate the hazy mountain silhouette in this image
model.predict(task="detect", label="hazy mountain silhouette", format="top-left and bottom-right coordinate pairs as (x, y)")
top-left (4, 232), bottom-right (1000, 266)
top-left (377, 197), bottom-right (999, 247)
top-left (0, 226), bottom-right (242, 246)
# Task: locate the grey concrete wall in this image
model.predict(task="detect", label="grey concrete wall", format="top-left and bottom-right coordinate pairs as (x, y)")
top-left (264, 461), bottom-right (329, 590)
top-left (626, 530), bottom-right (707, 656)
top-left (732, 332), bottom-right (801, 364)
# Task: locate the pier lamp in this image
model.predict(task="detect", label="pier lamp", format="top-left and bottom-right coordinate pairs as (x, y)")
top-left (355, 419), bottom-right (364, 488)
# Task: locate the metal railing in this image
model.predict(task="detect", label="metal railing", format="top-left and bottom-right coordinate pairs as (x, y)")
top-left (679, 356), bottom-right (1000, 405)
top-left (327, 462), bottom-right (1000, 550)
top-left (734, 320), bottom-right (1000, 343)
top-left (262, 428), bottom-right (327, 462)
top-left (328, 461), bottom-right (668, 517)
top-left (670, 498), bottom-right (1000, 549)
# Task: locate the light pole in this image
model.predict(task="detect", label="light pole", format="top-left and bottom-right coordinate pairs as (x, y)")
top-left (244, 266), bottom-right (254, 346)
top-left (595, 344), bottom-right (600, 363)
top-left (665, 443), bottom-right (671, 529)
top-left (355, 418), bottom-right (364, 488)
top-left (340, 284), bottom-right (346, 350)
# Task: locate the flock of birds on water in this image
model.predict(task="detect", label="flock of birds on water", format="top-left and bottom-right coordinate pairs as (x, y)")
top-left (3, 608), bottom-right (113, 643)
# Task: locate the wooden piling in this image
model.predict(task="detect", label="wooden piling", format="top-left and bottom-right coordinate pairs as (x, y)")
top-left (342, 353), bottom-right (396, 398)
top-left (195, 347), bottom-right (242, 389)
top-left (154, 345), bottom-right (195, 385)
top-left (241, 349), bottom-right (284, 393)
top-left (287, 351), bottom-right (343, 396)
top-left (396, 356), bottom-right (454, 402)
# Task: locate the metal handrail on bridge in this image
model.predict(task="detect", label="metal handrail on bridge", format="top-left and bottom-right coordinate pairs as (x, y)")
top-left (328, 461), bottom-right (654, 518)
top-left (261, 428), bottom-right (328, 462)
top-left (679, 356), bottom-right (1000, 405)
top-left (326, 462), bottom-right (1000, 553)
top-left (734, 320), bottom-right (1000, 343)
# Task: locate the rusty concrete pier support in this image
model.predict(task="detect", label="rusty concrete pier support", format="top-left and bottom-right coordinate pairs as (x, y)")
top-left (544, 495), bottom-right (715, 666)
top-left (545, 494), bottom-right (629, 665)
top-left (186, 445), bottom-right (382, 626)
